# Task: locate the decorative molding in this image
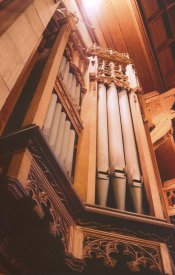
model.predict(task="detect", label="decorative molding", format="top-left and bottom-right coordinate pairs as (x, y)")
top-left (98, 76), bottom-right (130, 89)
top-left (163, 180), bottom-right (175, 217)
top-left (54, 77), bottom-right (83, 135)
top-left (87, 44), bottom-right (133, 65)
top-left (76, 218), bottom-right (169, 244)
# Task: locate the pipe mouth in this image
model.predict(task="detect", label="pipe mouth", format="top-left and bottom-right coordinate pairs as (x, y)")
top-left (97, 171), bottom-right (109, 180)
top-left (130, 179), bottom-right (143, 188)
top-left (112, 169), bottom-right (126, 179)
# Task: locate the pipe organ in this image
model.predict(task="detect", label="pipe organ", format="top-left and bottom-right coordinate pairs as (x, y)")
top-left (0, 3), bottom-right (174, 274)
top-left (32, 9), bottom-right (89, 179)
top-left (74, 44), bottom-right (166, 220)
top-left (83, 46), bottom-right (144, 214)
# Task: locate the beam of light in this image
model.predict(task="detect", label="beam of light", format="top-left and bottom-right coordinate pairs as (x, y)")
top-left (82, 0), bottom-right (101, 10)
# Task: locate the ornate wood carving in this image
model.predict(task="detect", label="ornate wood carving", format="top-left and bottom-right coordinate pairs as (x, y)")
top-left (163, 179), bottom-right (175, 217)
top-left (27, 160), bottom-right (73, 249)
top-left (87, 44), bottom-right (132, 88)
top-left (82, 228), bottom-right (163, 273)
top-left (84, 237), bottom-right (161, 272)
top-left (87, 44), bottom-right (132, 64)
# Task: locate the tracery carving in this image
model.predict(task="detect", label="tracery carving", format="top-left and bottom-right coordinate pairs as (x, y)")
top-left (83, 235), bottom-right (163, 273)
top-left (27, 161), bottom-right (73, 250)
top-left (28, 141), bottom-right (68, 207)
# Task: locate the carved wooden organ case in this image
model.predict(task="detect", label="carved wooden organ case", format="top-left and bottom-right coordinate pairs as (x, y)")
top-left (0, 3), bottom-right (174, 275)
top-left (141, 89), bottom-right (175, 222)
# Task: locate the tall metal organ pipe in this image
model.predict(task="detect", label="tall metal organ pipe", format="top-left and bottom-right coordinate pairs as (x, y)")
top-left (118, 89), bottom-right (143, 214)
top-left (54, 112), bottom-right (66, 159)
top-left (43, 93), bottom-right (57, 137)
top-left (60, 121), bottom-right (71, 167)
top-left (107, 82), bottom-right (126, 210)
top-left (48, 103), bottom-right (62, 148)
top-left (96, 83), bottom-right (109, 207)
top-left (65, 129), bottom-right (76, 177)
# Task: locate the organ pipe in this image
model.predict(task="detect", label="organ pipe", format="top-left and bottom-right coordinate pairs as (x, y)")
top-left (54, 112), bottom-right (66, 159)
top-left (96, 83), bottom-right (109, 207)
top-left (65, 129), bottom-right (76, 177)
top-left (48, 103), bottom-right (62, 148)
top-left (43, 93), bottom-right (57, 137)
top-left (59, 56), bottom-right (66, 78)
top-left (60, 121), bottom-right (71, 167)
top-left (107, 82), bottom-right (126, 210)
top-left (119, 89), bottom-right (143, 214)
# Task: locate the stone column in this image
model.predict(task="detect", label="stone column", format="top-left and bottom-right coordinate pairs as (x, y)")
top-left (119, 89), bottom-right (143, 214)
top-left (48, 103), bottom-right (62, 149)
top-left (59, 56), bottom-right (66, 79)
top-left (54, 112), bottom-right (66, 159)
top-left (96, 83), bottom-right (109, 207)
top-left (60, 120), bottom-right (71, 168)
top-left (65, 129), bottom-right (76, 177)
top-left (107, 82), bottom-right (126, 210)
top-left (43, 93), bottom-right (57, 137)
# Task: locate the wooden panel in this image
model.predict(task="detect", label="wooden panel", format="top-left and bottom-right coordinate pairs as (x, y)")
top-left (138, 0), bottom-right (175, 89)
top-left (25, 4), bottom-right (45, 39)
top-left (46, 0), bottom-right (59, 14)
top-left (0, 31), bottom-right (24, 90)
top-left (155, 136), bottom-right (175, 181)
top-left (140, 0), bottom-right (160, 18)
top-left (0, 0), bottom-right (34, 35)
top-left (74, 82), bottom-right (97, 204)
top-left (158, 47), bottom-right (174, 76)
top-left (33, 0), bottom-right (53, 27)
top-left (150, 17), bottom-right (168, 48)
top-left (111, 0), bottom-right (164, 92)
top-left (168, 6), bottom-right (175, 35)
top-left (8, 13), bottom-right (38, 63)
top-left (0, 75), bottom-right (9, 110)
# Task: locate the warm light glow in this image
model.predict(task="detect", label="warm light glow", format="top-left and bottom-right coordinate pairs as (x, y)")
top-left (83, 0), bottom-right (101, 9)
